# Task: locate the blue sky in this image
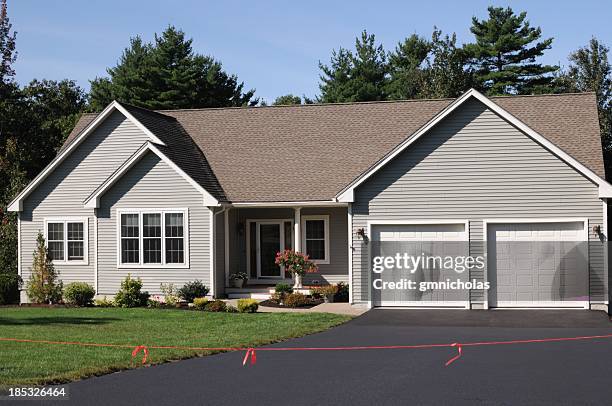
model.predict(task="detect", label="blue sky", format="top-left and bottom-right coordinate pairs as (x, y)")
top-left (9, 0), bottom-right (612, 103)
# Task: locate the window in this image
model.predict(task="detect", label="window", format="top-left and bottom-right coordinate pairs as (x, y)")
top-left (301, 215), bottom-right (330, 264)
top-left (45, 219), bottom-right (87, 263)
top-left (118, 209), bottom-right (188, 267)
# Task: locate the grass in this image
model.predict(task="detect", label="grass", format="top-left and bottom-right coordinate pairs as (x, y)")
top-left (0, 307), bottom-right (351, 385)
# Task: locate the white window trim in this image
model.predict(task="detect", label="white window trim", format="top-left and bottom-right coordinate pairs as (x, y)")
top-left (301, 215), bottom-right (330, 265)
top-left (116, 208), bottom-right (190, 269)
top-left (43, 217), bottom-right (89, 265)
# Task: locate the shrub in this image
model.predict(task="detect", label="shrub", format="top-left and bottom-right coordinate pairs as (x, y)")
top-left (226, 304), bottom-right (238, 313)
top-left (193, 297), bottom-right (208, 310)
top-left (204, 299), bottom-right (227, 312)
top-left (114, 274), bottom-right (150, 308)
top-left (283, 293), bottom-right (310, 308)
top-left (274, 283), bottom-right (293, 295)
top-left (237, 298), bottom-right (259, 313)
top-left (334, 282), bottom-right (349, 302)
top-left (178, 280), bottom-right (209, 302)
top-left (147, 298), bottom-right (165, 308)
top-left (275, 249), bottom-right (318, 276)
top-left (26, 232), bottom-right (63, 304)
top-left (310, 284), bottom-right (337, 297)
top-left (63, 282), bottom-right (95, 306)
top-left (94, 296), bottom-right (115, 307)
top-left (160, 283), bottom-right (180, 306)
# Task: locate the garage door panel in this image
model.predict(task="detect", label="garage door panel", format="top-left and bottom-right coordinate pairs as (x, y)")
top-left (371, 223), bottom-right (469, 307)
top-left (487, 221), bottom-right (588, 308)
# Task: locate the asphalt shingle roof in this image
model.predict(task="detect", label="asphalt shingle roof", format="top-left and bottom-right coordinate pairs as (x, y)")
top-left (63, 92), bottom-right (604, 203)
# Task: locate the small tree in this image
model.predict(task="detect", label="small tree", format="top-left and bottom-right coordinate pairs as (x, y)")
top-left (26, 232), bottom-right (63, 304)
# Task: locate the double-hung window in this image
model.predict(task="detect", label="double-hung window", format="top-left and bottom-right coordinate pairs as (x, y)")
top-left (118, 209), bottom-right (188, 267)
top-left (301, 215), bottom-right (330, 264)
top-left (45, 219), bottom-right (88, 264)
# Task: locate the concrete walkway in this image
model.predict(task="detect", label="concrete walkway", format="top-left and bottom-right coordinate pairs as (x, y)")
top-left (224, 299), bottom-right (368, 316)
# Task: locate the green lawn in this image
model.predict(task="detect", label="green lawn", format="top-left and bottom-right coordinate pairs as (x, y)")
top-left (0, 307), bottom-right (351, 385)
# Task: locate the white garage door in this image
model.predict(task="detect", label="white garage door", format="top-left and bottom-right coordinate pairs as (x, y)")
top-left (371, 223), bottom-right (469, 307)
top-left (487, 221), bottom-right (588, 308)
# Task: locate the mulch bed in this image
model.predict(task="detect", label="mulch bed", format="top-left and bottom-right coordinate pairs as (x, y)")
top-left (259, 298), bottom-right (324, 309)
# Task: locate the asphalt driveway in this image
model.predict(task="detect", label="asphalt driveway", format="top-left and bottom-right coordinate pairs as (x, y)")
top-left (38, 310), bottom-right (612, 406)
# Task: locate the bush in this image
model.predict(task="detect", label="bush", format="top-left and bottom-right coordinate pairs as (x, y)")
top-left (178, 280), bottom-right (209, 302)
top-left (94, 296), bottom-right (115, 307)
top-left (334, 282), bottom-right (349, 302)
top-left (310, 284), bottom-right (337, 298)
top-left (26, 232), bottom-right (63, 304)
top-left (63, 282), bottom-right (95, 306)
top-left (193, 297), bottom-right (208, 310)
top-left (237, 298), bottom-right (259, 313)
top-left (160, 283), bottom-right (180, 306)
top-left (147, 298), bottom-right (165, 308)
top-left (226, 304), bottom-right (238, 313)
top-left (274, 283), bottom-right (293, 295)
top-left (204, 299), bottom-right (227, 312)
top-left (114, 274), bottom-right (150, 308)
top-left (283, 293), bottom-right (310, 308)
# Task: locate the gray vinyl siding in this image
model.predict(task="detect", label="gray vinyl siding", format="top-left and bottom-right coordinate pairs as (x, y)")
top-left (352, 98), bottom-right (605, 305)
top-left (20, 111), bottom-right (149, 288)
top-left (214, 208), bottom-right (225, 296)
top-left (225, 207), bottom-right (348, 285)
top-left (97, 151), bottom-right (211, 295)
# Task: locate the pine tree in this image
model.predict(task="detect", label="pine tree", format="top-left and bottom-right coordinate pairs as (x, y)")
top-left (567, 38), bottom-right (612, 174)
top-left (386, 34), bottom-right (431, 100)
top-left (318, 31), bottom-right (388, 103)
top-left (465, 6), bottom-right (557, 95)
top-left (89, 26), bottom-right (256, 110)
top-left (0, 0), bottom-right (16, 88)
top-left (26, 232), bottom-right (63, 304)
top-left (422, 28), bottom-right (473, 98)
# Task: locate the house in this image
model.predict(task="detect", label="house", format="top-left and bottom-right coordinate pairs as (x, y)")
top-left (8, 89), bottom-right (611, 310)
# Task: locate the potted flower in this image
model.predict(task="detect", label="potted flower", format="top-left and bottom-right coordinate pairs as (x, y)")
top-left (230, 272), bottom-right (248, 288)
top-left (275, 249), bottom-right (318, 289)
top-left (310, 285), bottom-right (338, 303)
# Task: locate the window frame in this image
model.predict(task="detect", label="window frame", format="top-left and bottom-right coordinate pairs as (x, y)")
top-left (43, 217), bottom-right (89, 265)
top-left (116, 208), bottom-right (189, 269)
top-left (300, 215), bottom-right (330, 264)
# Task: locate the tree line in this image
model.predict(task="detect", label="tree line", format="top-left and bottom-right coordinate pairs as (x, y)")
top-left (0, 1), bottom-right (611, 302)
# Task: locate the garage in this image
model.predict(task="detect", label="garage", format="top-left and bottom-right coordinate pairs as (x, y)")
top-left (486, 220), bottom-right (589, 308)
top-left (369, 222), bottom-right (470, 307)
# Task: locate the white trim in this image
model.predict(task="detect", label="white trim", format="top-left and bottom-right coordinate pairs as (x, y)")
top-left (483, 218), bottom-right (590, 310)
top-left (84, 142), bottom-right (219, 208)
top-left (209, 208), bottom-right (215, 297)
top-left (246, 218), bottom-right (294, 281)
top-left (375, 301), bottom-right (470, 308)
top-left (494, 301), bottom-right (589, 308)
top-left (301, 215), bottom-right (331, 264)
top-left (94, 213), bottom-right (98, 292)
top-left (224, 208), bottom-right (230, 288)
top-left (347, 203), bottom-right (353, 304)
top-left (294, 208), bottom-right (301, 252)
top-left (335, 88), bottom-right (612, 202)
top-left (17, 214), bottom-right (21, 277)
top-left (43, 217), bottom-right (89, 265)
top-left (7, 101), bottom-right (167, 212)
top-left (115, 208), bottom-right (190, 269)
top-left (231, 201), bottom-right (348, 208)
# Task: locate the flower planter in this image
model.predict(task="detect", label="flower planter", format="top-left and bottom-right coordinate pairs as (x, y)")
top-left (232, 279), bottom-right (245, 288)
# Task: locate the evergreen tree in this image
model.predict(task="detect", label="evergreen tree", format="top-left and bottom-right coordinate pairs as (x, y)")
top-left (386, 34), bottom-right (431, 100)
top-left (567, 38), bottom-right (612, 173)
top-left (26, 232), bottom-right (63, 304)
top-left (89, 26), bottom-right (256, 110)
top-left (318, 31), bottom-right (388, 103)
top-left (465, 6), bottom-right (557, 95)
top-left (422, 28), bottom-right (473, 98)
top-left (0, 0), bottom-right (16, 89)
top-left (273, 94), bottom-right (302, 105)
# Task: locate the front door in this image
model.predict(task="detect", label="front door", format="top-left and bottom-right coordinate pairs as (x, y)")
top-left (256, 221), bottom-right (284, 278)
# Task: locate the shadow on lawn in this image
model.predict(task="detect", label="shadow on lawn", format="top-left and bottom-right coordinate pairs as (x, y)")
top-left (0, 317), bottom-right (121, 326)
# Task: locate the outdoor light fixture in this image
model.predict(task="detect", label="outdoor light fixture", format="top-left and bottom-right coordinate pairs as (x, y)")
top-left (592, 224), bottom-right (601, 236)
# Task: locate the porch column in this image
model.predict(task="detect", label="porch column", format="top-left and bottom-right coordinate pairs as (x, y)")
top-left (224, 208), bottom-right (230, 287)
top-left (294, 207), bottom-right (301, 252)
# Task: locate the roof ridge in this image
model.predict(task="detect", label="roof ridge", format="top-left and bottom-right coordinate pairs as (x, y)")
top-left (155, 92), bottom-right (596, 113)
top-left (117, 101), bottom-right (177, 121)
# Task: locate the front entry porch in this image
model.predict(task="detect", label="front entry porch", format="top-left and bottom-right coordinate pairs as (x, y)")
top-left (214, 204), bottom-right (350, 298)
